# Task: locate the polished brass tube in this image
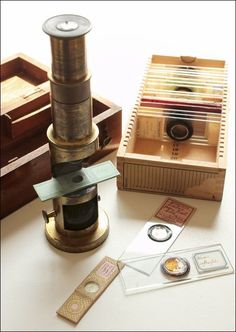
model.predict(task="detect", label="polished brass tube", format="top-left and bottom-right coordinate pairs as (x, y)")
top-left (47, 123), bottom-right (99, 165)
top-left (50, 37), bottom-right (88, 83)
top-left (43, 14), bottom-right (98, 167)
top-left (49, 72), bottom-right (91, 104)
top-left (51, 98), bottom-right (92, 141)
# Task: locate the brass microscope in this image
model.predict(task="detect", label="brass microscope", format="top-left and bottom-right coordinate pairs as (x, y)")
top-left (34, 14), bottom-right (119, 253)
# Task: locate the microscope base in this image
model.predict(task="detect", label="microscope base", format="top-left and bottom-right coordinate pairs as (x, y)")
top-left (45, 208), bottom-right (109, 253)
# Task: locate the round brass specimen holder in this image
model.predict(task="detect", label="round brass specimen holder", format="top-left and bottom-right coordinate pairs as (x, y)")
top-left (45, 208), bottom-right (109, 253)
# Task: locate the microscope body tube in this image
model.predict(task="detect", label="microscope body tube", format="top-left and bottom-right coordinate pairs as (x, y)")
top-left (49, 35), bottom-right (94, 145)
top-left (43, 15), bottom-right (98, 169)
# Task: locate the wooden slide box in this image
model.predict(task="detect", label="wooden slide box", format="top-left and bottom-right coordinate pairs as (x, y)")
top-left (117, 55), bottom-right (228, 201)
top-left (1, 54), bottom-right (122, 219)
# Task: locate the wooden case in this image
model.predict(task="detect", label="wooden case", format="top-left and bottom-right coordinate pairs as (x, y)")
top-left (1, 54), bottom-right (122, 219)
top-left (117, 55), bottom-right (228, 201)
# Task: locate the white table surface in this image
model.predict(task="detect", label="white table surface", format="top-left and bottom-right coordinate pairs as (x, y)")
top-left (1, 1), bottom-right (235, 331)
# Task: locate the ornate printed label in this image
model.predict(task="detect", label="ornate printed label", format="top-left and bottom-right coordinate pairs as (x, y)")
top-left (96, 261), bottom-right (117, 279)
top-left (155, 197), bottom-right (196, 226)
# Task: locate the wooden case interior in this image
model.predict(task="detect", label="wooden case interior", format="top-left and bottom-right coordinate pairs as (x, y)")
top-left (1, 53), bottom-right (51, 141)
